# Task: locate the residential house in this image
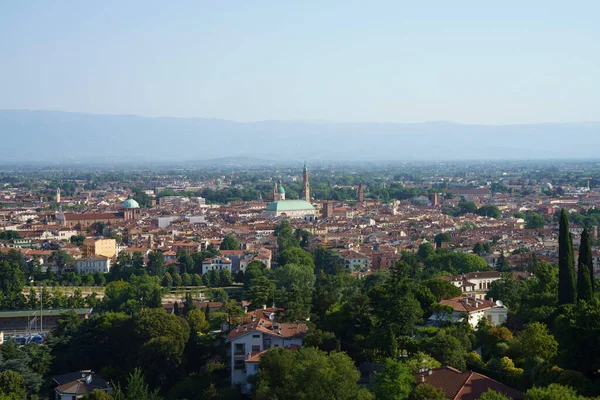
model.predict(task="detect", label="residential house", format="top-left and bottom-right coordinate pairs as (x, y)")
top-left (202, 257), bottom-right (233, 275)
top-left (430, 295), bottom-right (508, 327)
top-left (226, 314), bottom-right (308, 392)
top-left (414, 366), bottom-right (523, 400)
top-left (53, 370), bottom-right (111, 400)
top-left (76, 256), bottom-right (111, 274)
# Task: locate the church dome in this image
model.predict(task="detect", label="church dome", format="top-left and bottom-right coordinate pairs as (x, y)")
top-left (279, 186), bottom-right (286, 194)
top-left (121, 198), bottom-right (140, 209)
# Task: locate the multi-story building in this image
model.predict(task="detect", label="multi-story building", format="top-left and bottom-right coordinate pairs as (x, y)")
top-left (429, 295), bottom-right (508, 327)
top-left (83, 238), bottom-right (116, 259)
top-left (440, 271), bottom-right (503, 299)
top-left (226, 310), bottom-right (308, 393)
top-left (201, 257), bottom-right (233, 275)
top-left (76, 255), bottom-right (111, 274)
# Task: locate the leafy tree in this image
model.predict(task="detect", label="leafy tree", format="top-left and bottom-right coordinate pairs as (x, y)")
top-left (209, 288), bottom-right (228, 302)
top-left (181, 272), bottom-right (192, 286)
top-left (525, 384), bottom-right (582, 400)
top-left (313, 247), bottom-right (344, 275)
top-left (473, 242), bottom-right (486, 256)
top-left (273, 263), bottom-right (315, 319)
top-left (495, 251), bottom-right (510, 272)
top-left (172, 272), bottom-right (183, 287)
top-left (424, 279), bottom-right (462, 301)
top-left (408, 384), bottom-right (445, 400)
top-left (248, 275), bottom-right (276, 307)
top-left (133, 309), bottom-right (190, 386)
top-left (70, 234), bottom-right (86, 246)
top-left (191, 273), bottom-right (202, 286)
top-left (371, 358), bottom-right (414, 400)
top-left (218, 269), bottom-right (233, 287)
top-left (81, 389), bottom-right (113, 400)
top-left (417, 243), bottom-right (435, 259)
top-left (554, 298), bottom-right (600, 373)
top-left (176, 251), bottom-right (194, 274)
top-left (403, 352), bottom-right (441, 374)
top-left (49, 250), bottom-right (74, 275)
top-left (54, 310), bottom-right (82, 337)
top-left (577, 228), bottom-right (593, 301)
top-left (117, 367), bottom-right (162, 400)
top-left (558, 210), bottom-right (576, 305)
top-left (479, 389), bottom-right (510, 400)
top-left (161, 272), bottom-right (173, 288)
top-left (186, 309), bottom-right (209, 334)
top-left (147, 251), bottom-right (164, 276)
top-left (303, 329), bottom-right (341, 352)
top-left (0, 370), bottom-right (26, 400)
top-left (219, 235), bottom-right (239, 250)
top-left (274, 221), bottom-right (299, 252)
top-left (525, 213), bottom-right (545, 229)
top-left (517, 322), bottom-right (558, 362)
top-left (420, 329), bottom-right (467, 370)
top-left (243, 261), bottom-right (267, 290)
top-left (434, 233), bottom-right (452, 248)
top-left (278, 247), bottom-right (315, 269)
top-left (255, 347), bottom-right (373, 400)
top-left (476, 205), bottom-right (501, 219)
top-left (0, 260), bottom-right (25, 309)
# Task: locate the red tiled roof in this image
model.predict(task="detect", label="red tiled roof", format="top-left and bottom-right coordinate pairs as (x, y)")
top-left (226, 317), bottom-right (308, 342)
top-left (64, 213), bottom-right (120, 220)
top-left (415, 366), bottom-right (523, 400)
top-left (440, 296), bottom-right (497, 313)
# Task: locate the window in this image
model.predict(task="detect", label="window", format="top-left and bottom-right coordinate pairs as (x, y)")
top-left (252, 334), bottom-right (260, 338)
top-left (234, 343), bottom-right (245, 355)
top-left (252, 345), bottom-right (260, 352)
top-left (234, 359), bottom-right (245, 370)
top-left (264, 338), bottom-right (271, 349)
top-left (253, 364), bottom-right (259, 372)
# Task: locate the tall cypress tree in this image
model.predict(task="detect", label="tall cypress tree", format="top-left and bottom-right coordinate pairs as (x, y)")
top-left (558, 209), bottom-right (576, 304)
top-left (577, 228), bottom-right (594, 301)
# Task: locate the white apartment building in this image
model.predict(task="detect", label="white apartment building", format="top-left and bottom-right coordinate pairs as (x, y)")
top-left (76, 256), bottom-right (111, 274)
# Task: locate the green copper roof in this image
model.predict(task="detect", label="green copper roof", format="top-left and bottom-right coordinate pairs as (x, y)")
top-left (266, 200), bottom-right (315, 212)
top-left (121, 198), bottom-right (140, 209)
top-left (279, 186), bottom-right (286, 193)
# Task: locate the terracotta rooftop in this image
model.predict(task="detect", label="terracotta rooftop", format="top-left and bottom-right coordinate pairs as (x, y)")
top-left (440, 296), bottom-right (499, 313)
top-left (415, 366), bottom-right (523, 400)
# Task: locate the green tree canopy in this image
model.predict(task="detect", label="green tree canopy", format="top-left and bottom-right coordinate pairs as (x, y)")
top-left (371, 358), bottom-right (414, 400)
top-left (255, 347), bottom-right (373, 400)
top-left (219, 235), bottom-right (239, 250)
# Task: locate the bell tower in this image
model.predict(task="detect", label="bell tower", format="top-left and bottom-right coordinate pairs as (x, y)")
top-left (301, 161), bottom-right (310, 201)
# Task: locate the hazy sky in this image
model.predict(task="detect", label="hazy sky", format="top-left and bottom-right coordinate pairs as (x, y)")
top-left (1, 1), bottom-right (598, 124)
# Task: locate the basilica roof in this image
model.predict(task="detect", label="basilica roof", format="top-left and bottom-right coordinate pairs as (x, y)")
top-left (266, 200), bottom-right (314, 212)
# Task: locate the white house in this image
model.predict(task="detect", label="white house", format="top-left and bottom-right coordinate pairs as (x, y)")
top-left (76, 256), bottom-right (111, 274)
top-left (430, 295), bottom-right (508, 328)
top-left (440, 271), bottom-right (503, 299)
top-left (338, 250), bottom-right (371, 271)
top-left (226, 311), bottom-right (308, 393)
top-left (201, 257), bottom-right (233, 275)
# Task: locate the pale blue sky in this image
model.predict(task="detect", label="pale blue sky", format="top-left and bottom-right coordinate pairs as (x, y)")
top-left (1, 1), bottom-right (598, 123)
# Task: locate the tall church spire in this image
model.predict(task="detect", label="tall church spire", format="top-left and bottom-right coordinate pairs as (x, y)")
top-left (301, 162), bottom-right (310, 202)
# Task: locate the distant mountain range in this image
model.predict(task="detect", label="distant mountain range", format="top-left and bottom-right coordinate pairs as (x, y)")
top-left (1, 110), bottom-right (599, 164)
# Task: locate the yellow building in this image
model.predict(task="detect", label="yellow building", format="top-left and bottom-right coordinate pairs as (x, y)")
top-left (83, 238), bottom-right (116, 259)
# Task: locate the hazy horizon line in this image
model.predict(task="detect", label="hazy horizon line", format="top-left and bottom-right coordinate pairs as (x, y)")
top-left (2, 108), bottom-right (599, 127)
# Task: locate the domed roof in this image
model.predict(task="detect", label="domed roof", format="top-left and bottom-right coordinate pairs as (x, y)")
top-left (121, 197), bottom-right (140, 209)
top-left (266, 200), bottom-right (314, 212)
top-left (279, 186), bottom-right (286, 193)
